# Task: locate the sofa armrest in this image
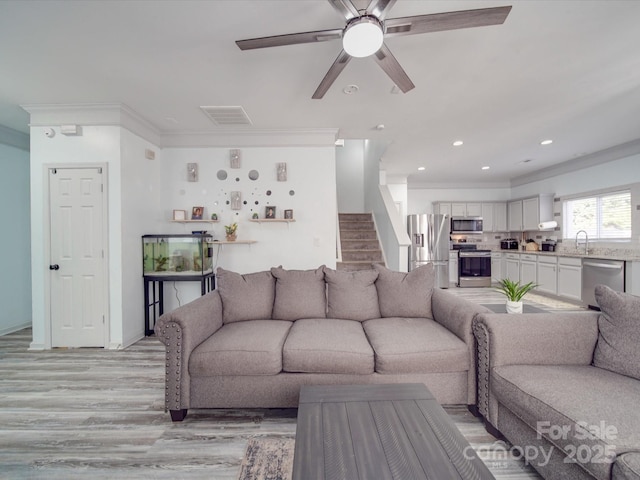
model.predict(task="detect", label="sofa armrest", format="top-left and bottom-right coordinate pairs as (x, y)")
top-left (472, 311), bottom-right (599, 422)
top-left (155, 290), bottom-right (223, 412)
top-left (431, 288), bottom-right (493, 405)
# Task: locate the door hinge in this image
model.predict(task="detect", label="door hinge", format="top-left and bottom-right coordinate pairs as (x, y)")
top-left (98, 167), bottom-right (103, 174)
top-left (51, 168), bottom-right (57, 174)
top-left (101, 184), bottom-right (103, 193)
top-left (102, 315), bottom-right (105, 324)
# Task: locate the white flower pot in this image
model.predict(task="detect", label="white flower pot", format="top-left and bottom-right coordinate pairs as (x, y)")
top-left (506, 300), bottom-right (523, 314)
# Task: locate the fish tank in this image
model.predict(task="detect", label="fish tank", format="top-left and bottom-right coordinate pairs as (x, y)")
top-left (142, 234), bottom-right (214, 276)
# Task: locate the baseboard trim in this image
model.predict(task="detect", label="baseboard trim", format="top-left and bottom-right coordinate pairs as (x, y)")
top-left (0, 321), bottom-right (31, 337)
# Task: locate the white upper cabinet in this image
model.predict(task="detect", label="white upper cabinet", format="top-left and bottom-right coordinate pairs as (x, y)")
top-left (508, 195), bottom-right (553, 232)
top-left (493, 202), bottom-right (508, 232)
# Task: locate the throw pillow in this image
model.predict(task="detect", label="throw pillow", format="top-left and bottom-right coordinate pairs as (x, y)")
top-left (593, 285), bottom-right (640, 380)
top-left (271, 266), bottom-right (327, 321)
top-left (373, 263), bottom-right (435, 318)
top-left (216, 268), bottom-right (275, 324)
top-left (323, 267), bottom-right (380, 321)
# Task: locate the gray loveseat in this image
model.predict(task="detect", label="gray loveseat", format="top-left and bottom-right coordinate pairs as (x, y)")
top-left (473, 285), bottom-right (640, 480)
top-left (155, 263), bottom-right (491, 421)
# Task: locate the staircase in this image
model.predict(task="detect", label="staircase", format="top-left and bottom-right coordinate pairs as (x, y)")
top-left (337, 213), bottom-right (385, 271)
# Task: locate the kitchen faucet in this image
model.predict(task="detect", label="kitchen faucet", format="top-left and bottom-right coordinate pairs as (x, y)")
top-left (575, 230), bottom-right (589, 255)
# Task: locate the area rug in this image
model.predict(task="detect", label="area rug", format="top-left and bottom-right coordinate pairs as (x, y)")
top-left (237, 435), bottom-right (294, 480)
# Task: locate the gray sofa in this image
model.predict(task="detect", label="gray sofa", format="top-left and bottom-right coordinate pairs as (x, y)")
top-left (155, 263), bottom-right (491, 421)
top-left (473, 285), bottom-right (640, 480)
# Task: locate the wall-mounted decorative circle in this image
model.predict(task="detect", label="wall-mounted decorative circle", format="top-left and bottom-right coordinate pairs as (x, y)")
top-left (248, 170), bottom-right (259, 181)
top-left (266, 190), bottom-right (272, 196)
top-left (236, 177), bottom-right (240, 182)
top-left (216, 170), bottom-right (228, 180)
top-left (226, 200), bottom-right (230, 205)
top-left (289, 190), bottom-right (295, 196)
top-left (255, 201), bottom-right (259, 205)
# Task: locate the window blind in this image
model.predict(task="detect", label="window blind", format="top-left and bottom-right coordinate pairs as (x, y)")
top-left (564, 190), bottom-right (631, 240)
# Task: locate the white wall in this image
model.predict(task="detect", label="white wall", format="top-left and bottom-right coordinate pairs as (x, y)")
top-left (0, 140), bottom-right (31, 335)
top-left (336, 140), bottom-right (365, 213)
top-left (29, 125), bottom-right (124, 349)
top-left (120, 130), bottom-right (163, 346)
top-left (160, 145), bottom-right (337, 310)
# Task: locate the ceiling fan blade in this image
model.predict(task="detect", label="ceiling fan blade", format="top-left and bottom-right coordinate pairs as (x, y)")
top-left (327, 0), bottom-right (360, 20)
top-left (236, 28), bottom-right (343, 50)
top-left (384, 5), bottom-right (512, 37)
top-left (312, 50), bottom-right (352, 99)
top-left (366, 0), bottom-right (397, 20)
top-left (373, 43), bottom-right (415, 93)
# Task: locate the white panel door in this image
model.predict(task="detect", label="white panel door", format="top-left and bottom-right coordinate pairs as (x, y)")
top-left (49, 167), bottom-right (106, 347)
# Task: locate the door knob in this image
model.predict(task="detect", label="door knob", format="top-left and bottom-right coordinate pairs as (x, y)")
top-left (49, 264), bottom-right (60, 270)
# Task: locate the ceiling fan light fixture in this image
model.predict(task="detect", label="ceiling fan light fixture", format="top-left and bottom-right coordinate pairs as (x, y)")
top-left (343, 16), bottom-right (384, 58)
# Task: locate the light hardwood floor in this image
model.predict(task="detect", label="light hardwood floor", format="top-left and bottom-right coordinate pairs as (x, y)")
top-left (1, 287), bottom-right (578, 479)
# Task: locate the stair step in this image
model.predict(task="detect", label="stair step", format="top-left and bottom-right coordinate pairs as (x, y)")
top-left (340, 230), bottom-right (378, 240)
top-left (339, 221), bottom-right (374, 231)
top-left (342, 250), bottom-right (383, 262)
top-left (340, 239), bottom-right (381, 250)
top-left (339, 213), bottom-right (372, 222)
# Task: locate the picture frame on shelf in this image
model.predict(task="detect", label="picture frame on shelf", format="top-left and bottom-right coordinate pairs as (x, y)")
top-left (173, 209), bottom-right (187, 221)
top-left (284, 209), bottom-right (293, 220)
top-left (191, 206), bottom-right (204, 220)
top-left (265, 206), bottom-right (276, 219)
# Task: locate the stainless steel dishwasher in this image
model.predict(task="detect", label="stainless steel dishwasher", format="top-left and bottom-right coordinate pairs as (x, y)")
top-left (582, 258), bottom-right (625, 309)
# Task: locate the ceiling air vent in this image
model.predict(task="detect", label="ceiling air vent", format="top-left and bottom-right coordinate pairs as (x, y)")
top-left (200, 106), bottom-right (252, 126)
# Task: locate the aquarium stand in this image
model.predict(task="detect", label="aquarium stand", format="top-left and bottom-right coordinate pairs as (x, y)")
top-left (143, 272), bottom-right (215, 336)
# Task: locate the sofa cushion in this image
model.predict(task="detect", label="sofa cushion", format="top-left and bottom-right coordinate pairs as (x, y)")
top-left (363, 317), bottom-right (468, 374)
top-left (491, 364), bottom-right (640, 479)
top-left (614, 452), bottom-right (640, 480)
top-left (271, 266), bottom-right (326, 321)
top-left (216, 268), bottom-right (275, 324)
top-left (283, 318), bottom-right (374, 374)
top-left (189, 320), bottom-right (292, 376)
top-left (323, 267), bottom-right (380, 321)
top-left (373, 264), bottom-right (434, 318)
top-left (593, 285), bottom-right (640, 381)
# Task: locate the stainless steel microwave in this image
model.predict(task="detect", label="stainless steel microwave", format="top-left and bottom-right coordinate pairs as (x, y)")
top-left (451, 217), bottom-right (483, 234)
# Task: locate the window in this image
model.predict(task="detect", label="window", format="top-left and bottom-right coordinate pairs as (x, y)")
top-left (563, 190), bottom-right (631, 240)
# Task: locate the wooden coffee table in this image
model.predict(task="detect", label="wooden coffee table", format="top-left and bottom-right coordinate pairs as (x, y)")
top-left (292, 383), bottom-right (495, 480)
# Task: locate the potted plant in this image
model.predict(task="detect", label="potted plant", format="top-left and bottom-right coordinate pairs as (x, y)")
top-left (495, 278), bottom-right (538, 314)
top-left (224, 222), bottom-right (238, 242)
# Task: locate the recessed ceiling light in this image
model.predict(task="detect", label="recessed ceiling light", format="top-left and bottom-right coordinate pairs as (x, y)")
top-left (418, 167), bottom-right (426, 171)
top-left (481, 166), bottom-right (490, 170)
top-left (540, 139), bottom-right (553, 145)
top-left (343, 84), bottom-right (359, 95)
top-left (453, 140), bottom-right (463, 147)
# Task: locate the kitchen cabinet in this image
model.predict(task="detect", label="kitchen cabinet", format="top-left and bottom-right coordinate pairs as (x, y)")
top-left (520, 254), bottom-right (537, 285)
top-left (505, 253), bottom-right (520, 282)
top-left (537, 256), bottom-right (558, 295)
top-left (434, 202), bottom-right (452, 217)
top-left (451, 202), bottom-right (481, 217)
top-left (482, 202), bottom-right (507, 232)
top-left (557, 256), bottom-right (582, 301)
top-left (491, 252), bottom-right (503, 284)
top-left (449, 251), bottom-right (458, 285)
top-left (508, 195), bottom-right (554, 232)
top-left (493, 202), bottom-right (508, 232)
top-left (508, 200), bottom-right (523, 231)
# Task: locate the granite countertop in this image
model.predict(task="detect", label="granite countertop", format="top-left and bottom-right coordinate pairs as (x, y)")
top-left (484, 249), bottom-right (640, 262)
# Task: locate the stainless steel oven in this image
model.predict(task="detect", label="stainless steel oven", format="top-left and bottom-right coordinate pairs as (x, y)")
top-left (458, 249), bottom-right (492, 287)
top-left (451, 217), bottom-right (483, 234)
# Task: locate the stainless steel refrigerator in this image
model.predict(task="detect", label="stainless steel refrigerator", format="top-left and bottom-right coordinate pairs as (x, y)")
top-left (408, 214), bottom-right (450, 288)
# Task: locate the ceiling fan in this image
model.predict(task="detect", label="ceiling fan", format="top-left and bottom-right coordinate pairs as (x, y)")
top-left (236, 0), bottom-right (512, 99)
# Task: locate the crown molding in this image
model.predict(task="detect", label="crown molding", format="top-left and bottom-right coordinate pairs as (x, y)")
top-left (158, 128), bottom-right (339, 148)
top-left (20, 103), bottom-right (163, 145)
top-left (408, 181), bottom-right (512, 190)
top-left (0, 124), bottom-right (30, 151)
top-left (510, 138), bottom-right (640, 187)
top-left (20, 103), bottom-right (339, 148)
